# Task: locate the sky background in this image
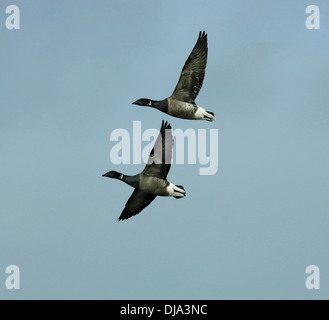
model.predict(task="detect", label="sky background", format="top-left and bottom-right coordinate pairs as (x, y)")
top-left (1, 0), bottom-right (328, 299)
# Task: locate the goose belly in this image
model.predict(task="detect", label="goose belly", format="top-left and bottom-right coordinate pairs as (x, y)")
top-left (168, 100), bottom-right (198, 119)
top-left (139, 176), bottom-right (169, 196)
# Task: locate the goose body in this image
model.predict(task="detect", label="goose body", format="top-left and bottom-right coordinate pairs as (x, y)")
top-left (133, 31), bottom-right (215, 121)
top-left (103, 121), bottom-right (186, 221)
top-left (168, 99), bottom-right (214, 121)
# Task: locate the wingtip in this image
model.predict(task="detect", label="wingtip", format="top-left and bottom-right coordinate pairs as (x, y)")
top-left (118, 214), bottom-right (131, 221)
top-left (161, 120), bottom-right (171, 131)
top-left (199, 30), bottom-right (207, 39)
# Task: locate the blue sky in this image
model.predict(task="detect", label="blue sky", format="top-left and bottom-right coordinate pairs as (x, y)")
top-left (1, 0), bottom-right (328, 299)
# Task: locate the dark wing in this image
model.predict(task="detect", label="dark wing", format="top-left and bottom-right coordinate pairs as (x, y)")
top-left (170, 31), bottom-right (208, 103)
top-left (118, 189), bottom-right (156, 221)
top-left (143, 120), bottom-right (173, 179)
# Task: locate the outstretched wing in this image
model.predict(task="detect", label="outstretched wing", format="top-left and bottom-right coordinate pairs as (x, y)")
top-left (170, 31), bottom-right (208, 103)
top-left (143, 120), bottom-right (173, 179)
top-left (118, 189), bottom-right (157, 221)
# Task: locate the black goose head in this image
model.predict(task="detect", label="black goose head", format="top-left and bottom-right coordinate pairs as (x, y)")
top-left (102, 170), bottom-right (123, 179)
top-left (132, 98), bottom-right (152, 107)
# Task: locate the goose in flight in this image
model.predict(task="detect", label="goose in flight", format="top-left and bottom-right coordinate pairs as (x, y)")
top-left (102, 121), bottom-right (186, 221)
top-left (132, 31), bottom-right (215, 121)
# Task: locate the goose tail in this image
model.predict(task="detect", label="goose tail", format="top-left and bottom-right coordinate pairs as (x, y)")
top-left (205, 111), bottom-right (215, 121)
top-left (173, 185), bottom-right (186, 199)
